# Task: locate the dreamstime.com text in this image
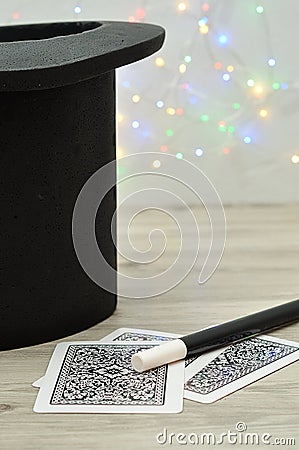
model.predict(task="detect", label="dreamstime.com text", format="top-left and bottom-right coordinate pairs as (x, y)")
top-left (156, 422), bottom-right (296, 446)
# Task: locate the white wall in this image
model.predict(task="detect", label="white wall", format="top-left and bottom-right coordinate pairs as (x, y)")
top-left (2, 0), bottom-right (299, 204)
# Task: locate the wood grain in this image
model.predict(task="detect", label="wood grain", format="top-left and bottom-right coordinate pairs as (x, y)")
top-left (1, 205), bottom-right (298, 450)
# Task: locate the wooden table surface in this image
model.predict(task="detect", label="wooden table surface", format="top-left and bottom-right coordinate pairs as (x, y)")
top-left (1, 205), bottom-right (298, 450)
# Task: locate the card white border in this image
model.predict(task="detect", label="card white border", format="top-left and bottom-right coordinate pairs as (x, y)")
top-left (99, 328), bottom-right (181, 342)
top-left (33, 341), bottom-right (184, 413)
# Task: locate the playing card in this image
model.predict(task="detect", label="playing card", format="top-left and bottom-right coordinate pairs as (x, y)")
top-left (31, 328), bottom-right (181, 388)
top-left (32, 327), bottom-right (218, 387)
top-left (184, 335), bottom-right (299, 403)
top-left (99, 327), bottom-right (218, 371)
top-left (32, 377), bottom-right (44, 388)
top-left (33, 341), bottom-right (184, 413)
top-left (100, 327), bottom-right (181, 342)
top-left (31, 328), bottom-right (182, 388)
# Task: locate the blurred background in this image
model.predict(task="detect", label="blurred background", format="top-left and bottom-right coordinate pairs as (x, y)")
top-left (2, 0), bottom-right (299, 204)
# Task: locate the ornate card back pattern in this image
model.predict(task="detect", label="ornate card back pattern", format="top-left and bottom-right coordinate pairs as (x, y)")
top-left (50, 344), bottom-right (167, 405)
top-left (185, 337), bottom-right (299, 395)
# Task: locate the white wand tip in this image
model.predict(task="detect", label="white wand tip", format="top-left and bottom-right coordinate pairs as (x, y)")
top-left (131, 339), bottom-right (187, 372)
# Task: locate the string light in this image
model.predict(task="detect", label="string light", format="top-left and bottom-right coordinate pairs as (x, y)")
top-left (12, 11), bottom-right (20, 19)
top-left (74, 6), bottom-right (82, 14)
top-left (177, 2), bottom-right (187, 12)
top-left (166, 107), bottom-right (176, 116)
top-left (136, 8), bottom-right (146, 20)
top-left (114, 1), bottom-right (296, 177)
top-left (128, 16), bottom-right (135, 23)
top-left (156, 100), bottom-right (164, 108)
top-left (117, 113), bottom-right (124, 123)
top-left (222, 73), bottom-right (231, 82)
top-left (132, 120), bottom-right (140, 129)
top-left (259, 109), bottom-right (268, 118)
top-left (155, 57), bottom-right (165, 67)
top-left (153, 160), bottom-right (161, 168)
top-left (179, 63), bottom-right (187, 74)
top-left (200, 114), bottom-right (209, 122)
top-left (218, 121), bottom-right (227, 132)
top-left (195, 148), bottom-right (204, 157)
top-left (198, 17), bottom-right (208, 27)
top-left (132, 94), bottom-right (140, 103)
top-left (253, 84), bottom-right (264, 97)
top-left (199, 24), bottom-right (209, 34)
top-left (218, 34), bottom-right (228, 45)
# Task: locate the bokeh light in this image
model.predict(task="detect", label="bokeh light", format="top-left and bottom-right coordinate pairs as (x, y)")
top-left (195, 148), bottom-right (204, 157)
top-left (132, 94), bottom-right (140, 103)
top-left (155, 57), bottom-right (165, 67)
top-left (132, 120), bottom-right (140, 129)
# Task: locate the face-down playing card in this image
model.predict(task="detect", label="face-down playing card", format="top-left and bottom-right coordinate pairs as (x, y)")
top-left (33, 341), bottom-right (184, 413)
top-left (33, 329), bottom-right (299, 407)
top-left (32, 327), bottom-right (220, 387)
top-left (32, 328), bottom-right (181, 388)
top-left (184, 335), bottom-right (299, 403)
top-left (99, 327), bottom-right (218, 371)
top-left (101, 329), bottom-right (299, 403)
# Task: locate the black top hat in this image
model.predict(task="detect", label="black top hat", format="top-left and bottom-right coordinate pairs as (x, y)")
top-left (0, 21), bottom-right (165, 350)
top-left (0, 21), bottom-right (165, 90)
